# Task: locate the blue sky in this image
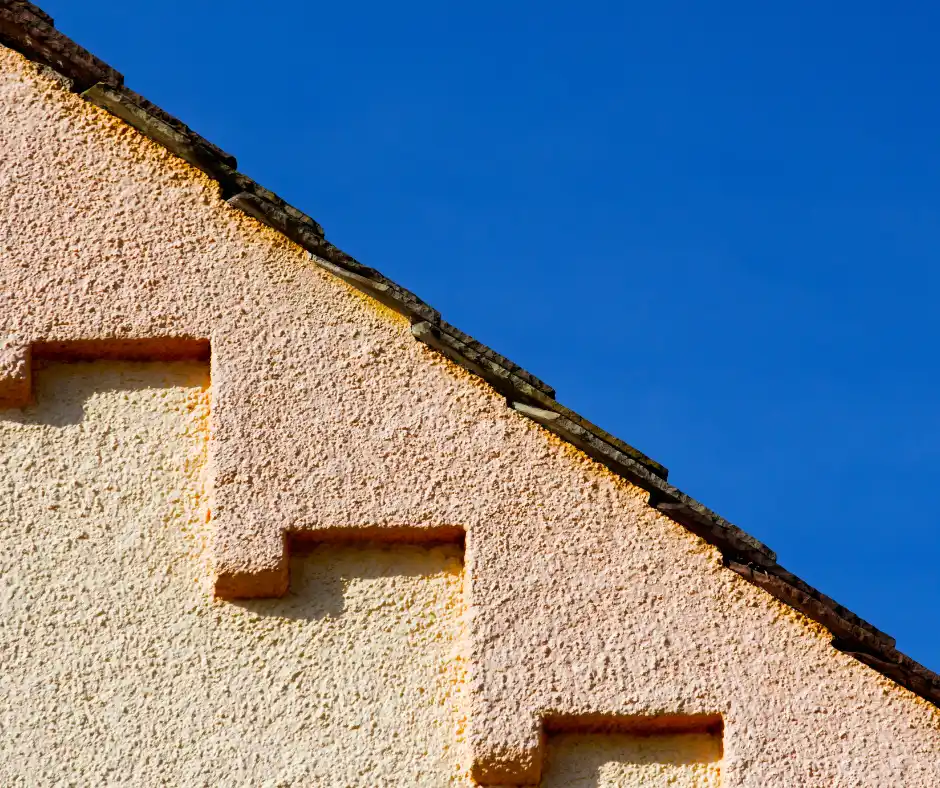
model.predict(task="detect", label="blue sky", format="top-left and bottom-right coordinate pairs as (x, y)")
top-left (46, 1), bottom-right (940, 671)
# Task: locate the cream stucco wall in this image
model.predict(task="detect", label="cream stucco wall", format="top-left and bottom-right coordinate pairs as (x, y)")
top-left (543, 733), bottom-right (721, 788)
top-left (0, 362), bottom-right (468, 786)
top-left (2, 42), bottom-right (940, 786)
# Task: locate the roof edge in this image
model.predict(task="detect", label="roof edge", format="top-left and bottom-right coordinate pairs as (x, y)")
top-left (3, 0), bottom-right (938, 711)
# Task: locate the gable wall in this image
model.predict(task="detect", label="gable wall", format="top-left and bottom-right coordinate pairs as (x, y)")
top-left (1, 44), bottom-right (938, 785)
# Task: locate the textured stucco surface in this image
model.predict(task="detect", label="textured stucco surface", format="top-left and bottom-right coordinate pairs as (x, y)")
top-left (0, 362), bottom-right (469, 786)
top-left (2, 42), bottom-right (940, 785)
top-left (542, 733), bottom-right (721, 787)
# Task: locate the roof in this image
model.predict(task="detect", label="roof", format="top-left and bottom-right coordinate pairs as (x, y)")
top-left (2, 0), bottom-right (938, 709)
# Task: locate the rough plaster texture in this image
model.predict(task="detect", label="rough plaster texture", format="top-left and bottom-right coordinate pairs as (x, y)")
top-left (2, 43), bottom-right (940, 785)
top-left (0, 362), bottom-right (469, 786)
top-left (542, 733), bottom-right (721, 787)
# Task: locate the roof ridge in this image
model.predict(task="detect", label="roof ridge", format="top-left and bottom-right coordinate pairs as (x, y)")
top-left (2, 0), bottom-right (937, 709)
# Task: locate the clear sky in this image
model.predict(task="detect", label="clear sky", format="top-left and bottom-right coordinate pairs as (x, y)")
top-left (45, 1), bottom-right (940, 672)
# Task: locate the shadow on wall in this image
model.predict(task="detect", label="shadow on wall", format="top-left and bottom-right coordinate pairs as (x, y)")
top-left (0, 359), bottom-right (210, 427)
top-left (233, 543), bottom-right (465, 621)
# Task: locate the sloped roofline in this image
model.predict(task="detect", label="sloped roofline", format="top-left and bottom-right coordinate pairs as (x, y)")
top-left (2, 0), bottom-right (937, 709)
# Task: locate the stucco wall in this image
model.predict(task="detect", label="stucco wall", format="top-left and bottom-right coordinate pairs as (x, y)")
top-left (0, 362), bottom-right (719, 787)
top-left (0, 362), bottom-right (468, 786)
top-left (543, 733), bottom-right (721, 788)
top-left (2, 42), bottom-right (940, 786)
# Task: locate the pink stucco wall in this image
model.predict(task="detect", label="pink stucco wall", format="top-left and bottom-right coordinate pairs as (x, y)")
top-left (2, 43), bottom-right (939, 785)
